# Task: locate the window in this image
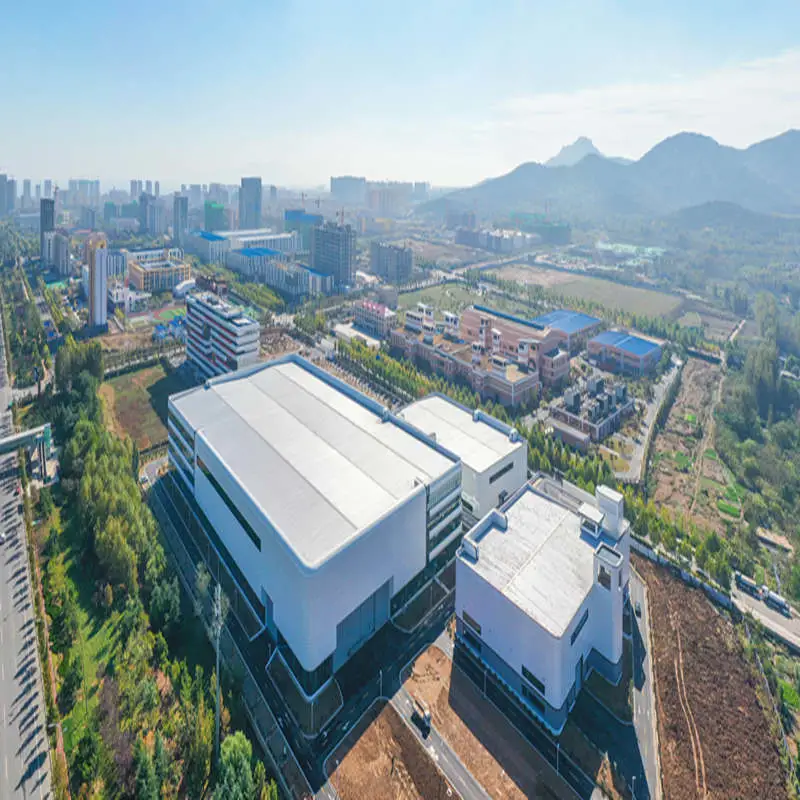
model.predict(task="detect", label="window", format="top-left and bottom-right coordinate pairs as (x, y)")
top-left (598, 565), bottom-right (611, 590)
top-left (489, 461), bottom-right (514, 484)
top-left (197, 457), bottom-right (261, 551)
top-left (463, 610), bottom-right (481, 635)
top-left (463, 629), bottom-right (481, 652)
top-left (521, 665), bottom-right (545, 695)
top-left (461, 496), bottom-right (474, 514)
top-left (169, 411), bottom-right (194, 449)
top-left (522, 684), bottom-right (545, 712)
top-left (170, 428), bottom-right (193, 466)
top-left (570, 609), bottom-right (589, 645)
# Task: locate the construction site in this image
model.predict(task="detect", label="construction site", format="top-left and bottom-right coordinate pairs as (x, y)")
top-left (635, 556), bottom-right (788, 800)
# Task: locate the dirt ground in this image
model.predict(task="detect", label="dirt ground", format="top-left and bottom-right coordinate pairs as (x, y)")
top-left (404, 646), bottom-right (574, 800)
top-left (99, 328), bottom-right (155, 352)
top-left (493, 264), bottom-right (578, 288)
top-left (635, 556), bottom-right (788, 800)
top-left (651, 359), bottom-right (725, 533)
top-left (327, 702), bottom-right (455, 800)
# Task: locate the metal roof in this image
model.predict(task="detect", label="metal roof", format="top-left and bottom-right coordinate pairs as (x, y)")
top-left (172, 358), bottom-right (457, 569)
top-left (398, 395), bottom-right (522, 474)
top-left (531, 309), bottom-right (601, 335)
top-left (590, 330), bottom-right (661, 357)
top-left (237, 247), bottom-right (281, 257)
top-left (461, 484), bottom-right (611, 637)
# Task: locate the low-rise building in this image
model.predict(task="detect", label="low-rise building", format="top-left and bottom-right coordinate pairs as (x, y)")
top-left (370, 241), bottom-right (413, 284)
top-left (128, 248), bottom-right (191, 293)
top-left (530, 309), bottom-right (603, 353)
top-left (399, 395), bottom-right (528, 528)
top-left (226, 248), bottom-right (333, 297)
top-left (550, 382), bottom-right (634, 442)
top-left (588, 331), bottom-right (662, 376)
top-left (186, 292), bottom-right (261, 378)
top-left (219, 229), bottom-right (300, 255)
top-left (186, 230), bottom-right (230, 264)
top-left (352, 300), bottom-right (396, 338)
top-left (456, 475), bottom-right (630, 734)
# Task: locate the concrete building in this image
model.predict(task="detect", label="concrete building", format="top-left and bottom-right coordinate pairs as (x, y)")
top-left (284, 209), bottom-right (323, 253)
top-left (43, 179), bottom-right (52, 199)
top-left (41, 231), bottom-right (70, 275)
top-left (173, 195), bottom-right (189, 246)
top-left (330, 176), bottom-right (367, 205)
top-left (370, 241), bottom-right (413, 284)
top-left (128, 248), bottom-right (191, 292)
top-left (89, 249), bottom-right (109, 327)
top-left (226, 249), bottom-right (332, 297)
top-left (204, 201), bottom-right (226, 232)
top-left (352, 300), bottom-right (397, 338)
top-left (39, 198), bottom-right (55, 258)
top-left (399, 395), bottom-right (528, 528)
top-left (22, 179), bottom-right (31, 209)
top-left (167, 355), bottom-right (462, 699)
top-left (186, 292), bottom-right (260, 378)
top-left (312, 222), bottom-right (355, 289)
top-left (456, 475), bottom-right (630, 734)
top-left (219, 229), bottom-right (300, 255)
top-left (530, 310), bottom-right (603, 353)
top-left (588, 331), bottom-right (662, 376)
top-left (239, 177), bottom-right (262, 230)
top-left (186, 231), bottom-right (230, 264)
top-left (551, 382), bottom-right (634, 443)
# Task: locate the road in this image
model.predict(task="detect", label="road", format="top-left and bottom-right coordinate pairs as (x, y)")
top-left (0, 313), bottom-right (52, 799)
top-left (732, 588), bottom-right (800, 651)
top-left (629, 574), bottom-right (661, 800)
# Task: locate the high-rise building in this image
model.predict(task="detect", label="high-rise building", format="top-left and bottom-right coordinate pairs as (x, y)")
top-left (370, 241), bottom-right (414, 284)
top-left (22, 179), bottom-right (31, 209)
top-left (90, 248), bottom-right (110, 327)
top-left (0, 175), bottom-right (7, 217)
top-left (80, 207), bottom-right (97, 229)
top-left (284, 209), bottom-right (323, 253)
top-left (147, 202), bottom-right (165, 236)
top-left (5, 179), bottom-right (17, 214)
top-left (269, 185), bottom-right (277, 204)
top-left (238, 177), bottom-right (262, 230)
top-left (185, 292), bottom-right (260, 378)
top-left (130, 179), bottom-right (143, 200)
top-left (311, 222), bottom-right (356, 289)
top-left (188, 184), bottom-right (202, 208)
top-left (139, 193), bottom-right (153, 233)
top-left (330, 176), bottom-right (367, 205)
top-left (35, 184), bottom-right (41, 203)
top-left (173, 195), bottom-right (189, 246)
top-left (40, 198), bottom-right (55, 257)
top-left (204, 201), bottom-right (226, 232)
top-left (154, 181), bottom-right (160, 198)
top-left (104, 201), bottom-right (119, 222)
top-left (145, 180), bottom-right (153, 196)
top-left (42, 231), bottom-right (70, 274)
top-left (43, 179), bottom-right (52, 199)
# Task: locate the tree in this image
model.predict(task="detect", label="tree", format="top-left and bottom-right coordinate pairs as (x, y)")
top-left (58, 650), bottom-right (83, 714)
top-left (214, 732), bottom-right (254, 800)
top-left (133, 738), bottom-right (158, 800)
top-left (149, 576), bottom-right (181, 637)
top-left (74, 729), bottom-right (102, 790)
top-left (254, 760), bottom-right (279, 800)
top-left (153, 732), bottom-right (170, 795)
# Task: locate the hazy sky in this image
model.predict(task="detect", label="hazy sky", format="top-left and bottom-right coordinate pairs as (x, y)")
top-left (2, 0), bottom-right (799, 189)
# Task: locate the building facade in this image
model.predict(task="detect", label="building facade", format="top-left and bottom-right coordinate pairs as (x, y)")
top-left (352, 300), bottom-right (397, 338)
top-left (312, 222), bottom-right (355, 289)
top-left (40, 198), bottom-right (55, 258)
top-left (186, 292), bottom-right (261, 378)
top-left (239, 177), bottom-right (262, 230)
top-left (204, 201), bottom-right (226, 232)
top-left (128, 248), bottom-right (191, 292)
top-left (186, 231), bottom-right (230, 264)
top-left (588, 331), bottom-right (662, 376)
top-left (173, 195), bottom-right (189, 246)
top-left (41, 231), bottom-right (70, 275)
top-left (226, 249), bottom-right (333, 297)
top-left (370, 241), bottom-right (413, 284)
top-left (456, 476), bottom-right (629, 734)
top-left (284, 209), bottom-right (323, 254)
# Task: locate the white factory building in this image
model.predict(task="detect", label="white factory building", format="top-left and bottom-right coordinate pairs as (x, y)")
top-left (398, 394), bottom-right (528, 528)
top-left (167, 355), bottom-right (462, 698)
top-left (456, 475), bottom-right (630, 734)
top-left (186, 292), bottom-right (261, 378)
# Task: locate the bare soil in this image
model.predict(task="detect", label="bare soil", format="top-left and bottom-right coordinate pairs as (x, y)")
top-left (651, 359), bottom-right (725, 533)
top-left (404, 646), bottom-right (574, 800)
top-left (635, 556), bottom-right (788, 800)
top-left (327, 702), bottom-right (455, 800)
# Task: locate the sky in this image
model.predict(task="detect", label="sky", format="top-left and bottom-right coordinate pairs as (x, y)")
top-left (2, 0), bottom-right (799, 190)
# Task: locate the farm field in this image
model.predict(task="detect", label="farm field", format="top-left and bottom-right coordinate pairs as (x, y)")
top-left (635, 556), bottom-right (788, 800)
top-left (405, 238), bottom-right (486, 268)
top-left (398, 283), bottom-right (534, 317)
top-left (403, 646), bottom-right (582, 800)
top-left (489, 264), bottom-right (682, 316)
top-left (650, 359), bottom-right (730, 534)
top-left (678, 304), bottom-right (740, 341)
top-left (99, 363), bottom-right (188, 449)
top-left (326, 702), bottom-right (454, 800)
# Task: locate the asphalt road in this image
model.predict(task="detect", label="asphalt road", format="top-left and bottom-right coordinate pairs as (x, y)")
top-left (732, 587), bottom-right (800, 649)
top-left (0, 316), bottom-right (52, 799)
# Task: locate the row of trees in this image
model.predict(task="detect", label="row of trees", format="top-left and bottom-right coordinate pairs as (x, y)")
top-left (35, 339), bottom-right (278, 798)
top-left (1, 266), bottom-right (50, 386)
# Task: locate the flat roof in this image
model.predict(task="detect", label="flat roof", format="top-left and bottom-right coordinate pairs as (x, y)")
top-left (590, 330), bottom-right (661, 357)
top-left (461, 482), bottom-right (618, 637)
top-left (237, 247), bottom-right (281, 257)
top-left (171, 357), bottom-right (457, 569)
top-left (398, 395), bottom-right (522, 474)
top-left (196, 231), bottom-right (225, 242)
top-left (531, 309), bottom-right (601, 335)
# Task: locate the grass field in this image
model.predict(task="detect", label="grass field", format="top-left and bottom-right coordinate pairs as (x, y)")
top-left (99, 363), bottom-right (188, 449)
top-left (154, 306), bottom-right (186, 322)
top-left (678, 311), bottom-right (703, 328)
top-left (674, 452), bottom-right (693, 471)
top-left (717, 499), bottom-right (740, 517)
top-left (398, 283), bottom-right (532, 317)
top-left (490, 264), bottom-right (682, 316)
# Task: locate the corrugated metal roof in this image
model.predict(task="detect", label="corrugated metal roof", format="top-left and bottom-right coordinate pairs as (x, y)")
top-left (531, 309), bottom-right (601, 335)
top-left (399, 395), bottom-right (521, 474)
top-left (591, 330), bottom-right (660, 357)
top-left (173, 360), bottom-right (456, 567)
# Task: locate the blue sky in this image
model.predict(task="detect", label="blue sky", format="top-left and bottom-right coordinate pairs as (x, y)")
top-left (2, 0), bottom-right (799, 188)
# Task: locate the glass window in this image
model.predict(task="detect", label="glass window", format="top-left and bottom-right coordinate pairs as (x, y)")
top-left (489, 461), bottom-right (514, 484)
top-left (463, 610), bottom-right (481, 635)
top-left (197, 456), bottom-right (261, 551)
top-left (521, 665), bottom-right (545, 695)
top-left (522, 684), bottom-right (545, 712)
top-left (570, 609), bottom-right (589, 646)
top-left (598, 566), bottom-right (611, 590)
top-left (463, 629), bottom-right (481, 652)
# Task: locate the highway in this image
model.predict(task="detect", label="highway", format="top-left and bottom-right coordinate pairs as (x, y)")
top-left (732, 587), bottom-right (800, 651)
top-left (0, 314), bottom-right (52, 799)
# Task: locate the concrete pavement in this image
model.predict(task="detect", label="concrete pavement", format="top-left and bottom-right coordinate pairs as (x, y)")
top-left (0, 313), bottom-right (52, 799)
top-left (732, 588), bottom-right (800, 652)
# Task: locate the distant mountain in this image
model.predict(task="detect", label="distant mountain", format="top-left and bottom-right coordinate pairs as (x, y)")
top-left (545, 137), bottom-right (632, 168)
top-left (659, 200), bottom-right (800, 240)
top-left (425, 130), bottom-right (800, 221)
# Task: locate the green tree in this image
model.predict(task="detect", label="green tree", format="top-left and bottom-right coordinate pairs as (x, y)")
top-left (149, 576), bottom-right (181, 637)
top-left (74, 729), bottom-right (102, 790)
top-left (153, 732), bottom-right (170, 795)
top-left (134, 737), bottom-right (159, 800)
top-left (58, 650), bottom-right (83, 714)
top-left (214, 731), bottom-right (255, 800)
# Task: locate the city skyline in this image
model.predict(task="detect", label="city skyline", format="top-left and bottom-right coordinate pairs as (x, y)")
top-left (1, 0), bottom-right (799, 187)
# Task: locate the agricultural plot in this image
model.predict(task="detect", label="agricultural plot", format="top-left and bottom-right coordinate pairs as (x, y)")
top-left (650, 359), bottom-right (731, 534)
top-left (490, 264), bottom-right (682, 316)
top-left (678, 305), bottom-right (740, 341)
top-left (99, 363), bottom-right (188, 449)
top-left (635, 557), bottom-right (788, 800)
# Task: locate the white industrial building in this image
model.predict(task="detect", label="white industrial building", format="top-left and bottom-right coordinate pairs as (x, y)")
top-left (398, 394), bottom-right (528, 527)
top-left (167, 355), bottom-right (462, 698)
top-left (456, 475), bottom-right (630, 734)
top-left (186, 292), bottom-right (261, 378)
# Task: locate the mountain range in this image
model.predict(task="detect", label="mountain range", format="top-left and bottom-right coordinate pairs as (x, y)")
top-left (544, 137), bottom-right (632, 168)
top-left (428, 130), bottom-right (800, 221)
